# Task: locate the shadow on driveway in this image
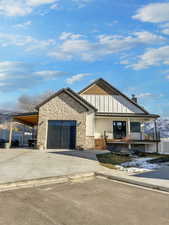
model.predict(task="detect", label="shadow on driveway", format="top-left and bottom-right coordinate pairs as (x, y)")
top-left (133, 167), bottom-right (169, 180)
top-left (48, 150), bottom-right (106, 161)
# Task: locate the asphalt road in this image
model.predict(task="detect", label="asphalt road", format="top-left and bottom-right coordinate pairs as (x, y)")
top-left (0, 178), bottom-right (169, 225)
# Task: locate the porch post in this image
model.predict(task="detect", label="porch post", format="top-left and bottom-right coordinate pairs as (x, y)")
top-left (127, 118), bottom-right (131, 149)
top-left (154, 119), bottom-right (159, 153)
top-left (9, 119), bottom-right (13, 148)
top-left (127, 118), bottom-right (131, 136)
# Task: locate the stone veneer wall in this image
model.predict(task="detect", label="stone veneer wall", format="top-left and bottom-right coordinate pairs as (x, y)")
top-left (37, 92), bottom-right (93, 150)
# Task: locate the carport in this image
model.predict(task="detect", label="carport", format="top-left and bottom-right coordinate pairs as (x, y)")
top-left (10, 112), bottom-right (39, 147)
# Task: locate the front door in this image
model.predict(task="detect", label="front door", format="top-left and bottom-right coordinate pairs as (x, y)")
top-left (113, 121), bottom-right (126, 139)
top-left (47, 120), bottom-right (76, 149)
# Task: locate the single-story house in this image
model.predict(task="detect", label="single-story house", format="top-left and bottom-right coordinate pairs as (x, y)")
top-left (12, 78), bottom-right (160, 152)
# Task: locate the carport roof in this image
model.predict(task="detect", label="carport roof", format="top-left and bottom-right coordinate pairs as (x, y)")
top-left (13, 112), bottom-right (38, 126)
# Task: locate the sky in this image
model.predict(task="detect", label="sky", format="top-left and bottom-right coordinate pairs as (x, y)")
top-left (0, 0), bottom-right (169, 116)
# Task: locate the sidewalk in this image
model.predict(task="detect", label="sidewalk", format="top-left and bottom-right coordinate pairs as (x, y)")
top-left (96, 167), bottom-right (169, 192)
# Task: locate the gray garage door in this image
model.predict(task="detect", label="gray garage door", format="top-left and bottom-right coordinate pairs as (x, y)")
top-left (47, 120), bottom-right (76, 149)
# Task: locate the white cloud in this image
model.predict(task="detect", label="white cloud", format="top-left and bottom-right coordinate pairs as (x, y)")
top-left (35, 70), bottom-right (67, 79)
top-left (161, 28), bottom-right (169, 35)
top-left (0, 0), bottom-right (32, 16)
top-left (50, 3), bottom-right (59, 9)
top-left (72, 0), bottom-right (92, 8)
top-left (0, 0), bottom-right (91, 16)
top-left (0, 0), bottom-right (57, 16)
top-left (136, 93), bottom-right (153, 98)
top-left (66, 73), bottom-right (92, 84)
top-left (27, 0), bottom-right (56, 7)
top-left (0, 61), bottom-right (66, 92)
top-left (14, 20), bottom-right (32, 29)
top-left (0, 32), bottom-right (55, 51)
top-left (130, 46), bottom-right (169, 70)
top-left (59, 32), bottom-right (83, 40)
top-left (49, 31), bottom-right (165, 62)
top-left (166, 75), bottom-right (169, 80)
top-left (133, 3), bottom-right (169, 23)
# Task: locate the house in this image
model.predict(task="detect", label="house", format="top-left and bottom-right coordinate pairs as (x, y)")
top-left (12, 78), bottom-right (160, 152)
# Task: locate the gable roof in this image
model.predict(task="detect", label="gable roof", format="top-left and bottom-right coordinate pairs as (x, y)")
top-left (79, 78), bottom-right (149, 114)
top-left (36, 88), bottom-right (97, 111)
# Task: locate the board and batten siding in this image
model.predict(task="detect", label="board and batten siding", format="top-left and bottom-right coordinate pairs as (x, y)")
top-left (81, 95), bottom-right (144, 113)
top-left (86, 111), bottom-right (95, 136)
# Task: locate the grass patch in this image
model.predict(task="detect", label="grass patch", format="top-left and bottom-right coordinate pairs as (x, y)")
top-left (97, 152), bottom-right (169, 170)
top-left (96, 153), bottom-right (131, 168)
top-left (134, 152), bottom-right (161, 158)
top-left (100, 163), bottom-right (117, 170)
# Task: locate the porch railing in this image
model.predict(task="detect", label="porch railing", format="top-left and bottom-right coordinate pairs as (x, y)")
top-left (104, 131), bottom-right (160, 143)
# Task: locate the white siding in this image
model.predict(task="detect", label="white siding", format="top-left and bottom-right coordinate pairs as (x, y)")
top-left (86, 111), bottom-right (95, 136)
top-left (81, 95), bottom-right (144, 113)
top-left (95, 118), bottom-right (113, 139)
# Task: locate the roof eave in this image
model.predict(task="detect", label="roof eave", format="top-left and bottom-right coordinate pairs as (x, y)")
top-left (96, 112), bottom-right (160, 118)
top-left (36, 88), bottom-right (97, 112)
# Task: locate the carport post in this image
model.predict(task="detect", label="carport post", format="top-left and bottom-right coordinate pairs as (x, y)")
top-left (9, 119), bottom-right (13, 148)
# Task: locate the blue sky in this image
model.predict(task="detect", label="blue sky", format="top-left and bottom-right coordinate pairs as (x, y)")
top-left (0, 0), bottom-right (169, 116)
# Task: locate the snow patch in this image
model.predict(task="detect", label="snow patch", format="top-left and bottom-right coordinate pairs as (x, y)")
top-left (121, 157), bottom-right (160, 170)
top-left (114, 157), bottom-right (162, 174)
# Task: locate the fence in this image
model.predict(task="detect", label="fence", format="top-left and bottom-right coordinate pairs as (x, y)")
top-left (158, 138), bottom-right (169, 154)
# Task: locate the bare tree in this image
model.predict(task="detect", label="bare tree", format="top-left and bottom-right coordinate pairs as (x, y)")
top-left (17, 90), bottom-right (54, 112)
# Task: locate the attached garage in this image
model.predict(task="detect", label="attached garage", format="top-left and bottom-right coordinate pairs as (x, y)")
top-left (36, 88), bottom-right (96, 150)
top-left (47, 120), bottom-right (76, 149)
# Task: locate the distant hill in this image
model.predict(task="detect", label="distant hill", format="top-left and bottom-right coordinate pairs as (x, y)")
top-left (144, 118), bottom-right (169, 138)
top-left (0, 109), bottom-right (19, 116)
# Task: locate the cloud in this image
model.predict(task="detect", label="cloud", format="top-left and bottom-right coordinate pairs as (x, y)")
top-left (130, 45), bottom-right (169, 70)
top-left (50, 3), bottom-right (59, 9)
top-left (0, 0), bottom-right (91, 16)
top-left (34, 70), bottom-right (67, 79)
top-left (49, 31), bottom-right (165, 62)
top-left (0, 61), bottom-right (66, 92)
top-left (27, 0), bottom-right (56, 7)
top-left (136, 93), bottom-right (153, 98)
top-left (66, 73), bottom-right (92, 84)
top-left (14, 20), bottom-right (32, 29)
top-left (59, 32), bottom-right (83, 40)
top-left (161, 28), bottom-right (169, 35)
top-left (133, 3), bottom-right (169, 23)
top-left (72, 0), bottom-right (92, 8)
top-left (0, 0), bottom-right (57, 16)
top-left (0, 32), bottom-right (55, 51)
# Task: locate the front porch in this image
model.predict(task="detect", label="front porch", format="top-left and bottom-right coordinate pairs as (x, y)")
top-left (94, 115), bottom-right (160, 151)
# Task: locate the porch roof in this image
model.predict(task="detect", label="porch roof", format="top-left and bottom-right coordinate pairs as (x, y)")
top-left (96, 112), bottom-right (160, 119)
top-left (13, 112), bottom-right (38, 126)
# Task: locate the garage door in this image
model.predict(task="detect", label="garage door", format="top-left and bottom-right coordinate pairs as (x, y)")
top-left (47, 120), bottom-right (76, 149)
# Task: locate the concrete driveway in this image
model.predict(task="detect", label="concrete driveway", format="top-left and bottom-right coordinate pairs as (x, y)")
top-left (0, 149), bottom-right (103, 184)
top-left (1, 149), bottom-right (169, 192)
top-left (0, 178), bottom-right (169, 225)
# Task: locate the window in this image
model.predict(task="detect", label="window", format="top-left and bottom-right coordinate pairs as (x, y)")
top-left (130, 122), bottom-right (141, 133)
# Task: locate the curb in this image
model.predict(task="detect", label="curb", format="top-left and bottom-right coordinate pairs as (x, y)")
top-left (95, 172), bottom-right (169, 193)
top-left (0, 172), bottom-right (95, 192)
top-left (1, 171), bottom-right (169, 193)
